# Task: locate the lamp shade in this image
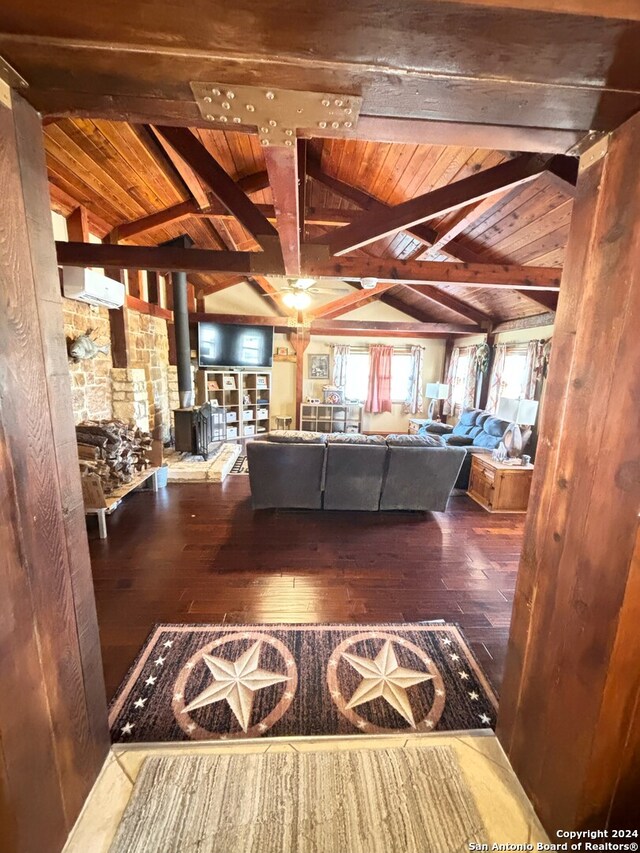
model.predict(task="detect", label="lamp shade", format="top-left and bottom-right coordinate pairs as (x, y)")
top-left (497, 397), bottom-right (539, 425)
top-left (516, 398), bottom-right (539, 425)
top-left (496, 397), bottom-right (520, 422)
top-left (425, 382), bottom-right (449, 400)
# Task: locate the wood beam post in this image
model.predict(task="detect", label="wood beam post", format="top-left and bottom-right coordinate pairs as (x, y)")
top-left (126, 269), bottom-right (143, 299)
top-left (263, 144), bottom-right (302, 275)
top-left (497, 115), bottom-right (640, 833)
top-left (289, 330), bottom-right (310, 428)
top-left (147, 270), bottom-right (160, 304)
top-left (0, 88), bottom-right (108, 852)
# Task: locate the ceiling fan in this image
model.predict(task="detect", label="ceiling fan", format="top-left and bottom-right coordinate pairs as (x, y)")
top-left (267, 277), bottom-right (351, 310)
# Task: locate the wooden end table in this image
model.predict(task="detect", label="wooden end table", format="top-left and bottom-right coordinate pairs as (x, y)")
top-left (467, 452), bottom-right (534, 513)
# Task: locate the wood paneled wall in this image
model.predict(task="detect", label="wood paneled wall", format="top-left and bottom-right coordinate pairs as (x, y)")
top-left (497, 111), bottom-right (640, 832)
top-left (0, 90), bottom-right (109, 853)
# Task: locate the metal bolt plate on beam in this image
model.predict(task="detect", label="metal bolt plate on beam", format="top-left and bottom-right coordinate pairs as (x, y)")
top-left (190, 83), bottom-right (361, 147)
top-left (0, 55), bottom-right (28, 90)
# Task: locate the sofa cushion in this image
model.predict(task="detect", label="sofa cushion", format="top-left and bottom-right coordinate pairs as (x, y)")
top-left (327, 433), bottom-right (387, 445)
top-left (458, 408), bottom-right (482, 426)
top-left (421, 421), bottom-right (453, 435)
top-left (386, 433), bottom-right (445, 447)
top-left (476, 412), bottom-right (491, 428)
top-left (483, 416), bottom-right (510, 438)
top-left (445, 434), bottom-right (474, 446)
top-left (266, 430), bottom-right (326, 444)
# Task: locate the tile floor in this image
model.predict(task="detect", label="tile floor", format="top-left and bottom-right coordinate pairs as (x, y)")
top-left (63, 730), bottom-right (548, 852)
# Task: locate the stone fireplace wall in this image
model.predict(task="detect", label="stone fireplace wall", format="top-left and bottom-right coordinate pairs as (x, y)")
top-left (63, 298), bottom-right (113, 422)
top-left (126, 310), bottom-right (171, 441)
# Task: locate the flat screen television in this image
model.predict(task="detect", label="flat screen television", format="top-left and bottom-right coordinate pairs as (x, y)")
top-left (197, 322), bottom-right (274, 369)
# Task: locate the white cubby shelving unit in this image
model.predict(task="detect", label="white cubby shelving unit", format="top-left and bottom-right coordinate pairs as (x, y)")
top-left (198, 369), bottom-right (271, 441)
top-left (299, 402), bottom-right (363, 434)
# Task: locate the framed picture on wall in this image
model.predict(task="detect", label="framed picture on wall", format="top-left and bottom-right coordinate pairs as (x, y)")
top-left (309, 354), bottom-right (330, 379)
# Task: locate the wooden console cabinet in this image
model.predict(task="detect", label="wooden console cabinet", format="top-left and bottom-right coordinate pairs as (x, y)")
top-left (467, 453), bottom-right (533, 513)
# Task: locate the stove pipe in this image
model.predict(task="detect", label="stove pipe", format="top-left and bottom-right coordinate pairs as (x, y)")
top-left (164, 236), bottom-right (194, 408)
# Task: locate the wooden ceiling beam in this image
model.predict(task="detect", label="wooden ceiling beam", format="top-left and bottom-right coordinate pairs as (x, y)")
top-left (306, 153), bottom-right (499, 320)
top-left (153, 126), bottom-right (278, 247)
top-left (56, 241), bottom-right (561, 290)
top-left (303, 254), bottom-right (562, 290)
top-left (112, 199), bottom-right (199, 242)
top-left (307, 153), bottom-right (438, 246)
top-left (308, 283), bottom-right (397, 319)
top-left (236, 170), bottom-right (269, 195)
top-left (263, 144), bottom-right (302, 275)
top-left (403, 284), bottom-right (492, 326)
top-left (329, 154), bottom-right (571, 255)
top-left (188, 311), bottom-right (478, 336)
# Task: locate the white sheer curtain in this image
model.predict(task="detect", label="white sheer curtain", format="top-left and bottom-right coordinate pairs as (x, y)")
top-left (487, 344), bottom-right (507, 413)
top-left (463, 345), bottom-right (479, 410)
top-left (331, 344), bottom-right (350, 389)
top-left (522, 340), bottom-right (543, 399)
top-left (402, 345), bottom-right (424, 414)
top-left (442, 347), bottom-right (460, 416)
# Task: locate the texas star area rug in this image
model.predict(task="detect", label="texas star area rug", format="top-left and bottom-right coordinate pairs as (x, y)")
top-left (109, 623), bottom-right (497, 743)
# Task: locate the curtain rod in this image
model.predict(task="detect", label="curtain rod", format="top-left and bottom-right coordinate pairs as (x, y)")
top-left (335, 344), bottom-right (424, 354)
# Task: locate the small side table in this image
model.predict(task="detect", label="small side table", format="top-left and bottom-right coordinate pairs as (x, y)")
top-left (467, 453), bottom-right (534, 513)
top-left (274, 415), bottom-right (292, 431)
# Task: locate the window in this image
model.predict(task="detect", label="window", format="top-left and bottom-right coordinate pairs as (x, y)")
top-left (500, 350), bottom-right (528, 402)
top-left (451, 350), bottom-right (471, 409)
top-left (391, 354), bottom-right (413, 402)
top-left (344, 352), bottom-right (369, 401)
top-left (344, 351), bottom-right (414, 403)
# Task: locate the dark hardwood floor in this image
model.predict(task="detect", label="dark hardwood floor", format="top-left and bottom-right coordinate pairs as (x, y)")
top-left (88, 478), bottom-right (524, 699)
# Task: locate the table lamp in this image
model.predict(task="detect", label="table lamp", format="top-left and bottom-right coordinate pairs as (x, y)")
top-left (425, 382), bottom-right (449, 420)
top-left (496, 397), bottom-right (539, 458)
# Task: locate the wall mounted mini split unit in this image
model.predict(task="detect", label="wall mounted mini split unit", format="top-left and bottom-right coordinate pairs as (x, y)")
top-left (62, 266), bottom-right (126, 309)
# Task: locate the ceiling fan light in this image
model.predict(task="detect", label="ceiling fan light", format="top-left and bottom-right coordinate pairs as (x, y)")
top-left (283, 291), bottom-right (311, 310)
top-left (361, 277), bottom-right (378, 290)
top-left (295, 278), bottom-right (316, 290)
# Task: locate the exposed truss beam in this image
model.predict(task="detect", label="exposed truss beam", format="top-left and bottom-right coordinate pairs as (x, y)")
top-left (236, 170), bottom-right (270, 195)
top-left (153, 126), bottom-right (278, 248)
top-left (303, 254), bottom-right (562, 291)
top-left (307, 152), bottom-right (438, 246)
top-left (263, 145), bottom-right (302, 275)
top-left (329, 154), bottom-right (570, 255)
top-left (306, 154), bottom-right (497, 321)
top-left (188, 312), bottom-right (478, 337)
top-left (112, 203), bottom-right (387, 243)
top-left (56, 241), bottom-right (561, 291)
top-left (403, 285), bottom-right (492, 326)
top-left (309, 283), bottom-right (397, 319)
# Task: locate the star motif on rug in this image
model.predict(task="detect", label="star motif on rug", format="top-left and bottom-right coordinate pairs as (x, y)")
top-left (469, 691), bottom-right (479, 701)
top-left (163, 640), bottom-right (173, 648)
top-left (182, 641), bottom-right (289, 732)
top-left (121, 722), bottom-right (134, 735)
top-left (479, 713), bottom-right (491, 725)
top-left (154, 656), bottom-right (165, 667)
top-left (342, 639), bottom-right (434, 727)
top-left (441, 637), bottom-right (452, 646)
top-left (133, 697), bottom-right (147, 710)
top-left (145, 675), bottom-right (157, 686)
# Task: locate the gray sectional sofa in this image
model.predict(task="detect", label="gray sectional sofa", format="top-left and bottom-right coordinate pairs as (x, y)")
top-left (246, 431), bottom-right (466, 512)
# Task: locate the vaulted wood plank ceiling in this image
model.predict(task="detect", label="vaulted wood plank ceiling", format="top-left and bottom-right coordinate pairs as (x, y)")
top-left (44, 117), bottom-right (573, 323)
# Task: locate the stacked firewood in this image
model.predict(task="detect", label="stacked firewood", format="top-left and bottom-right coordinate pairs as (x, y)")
top-left (76, 419), bottom-right (154, 494)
